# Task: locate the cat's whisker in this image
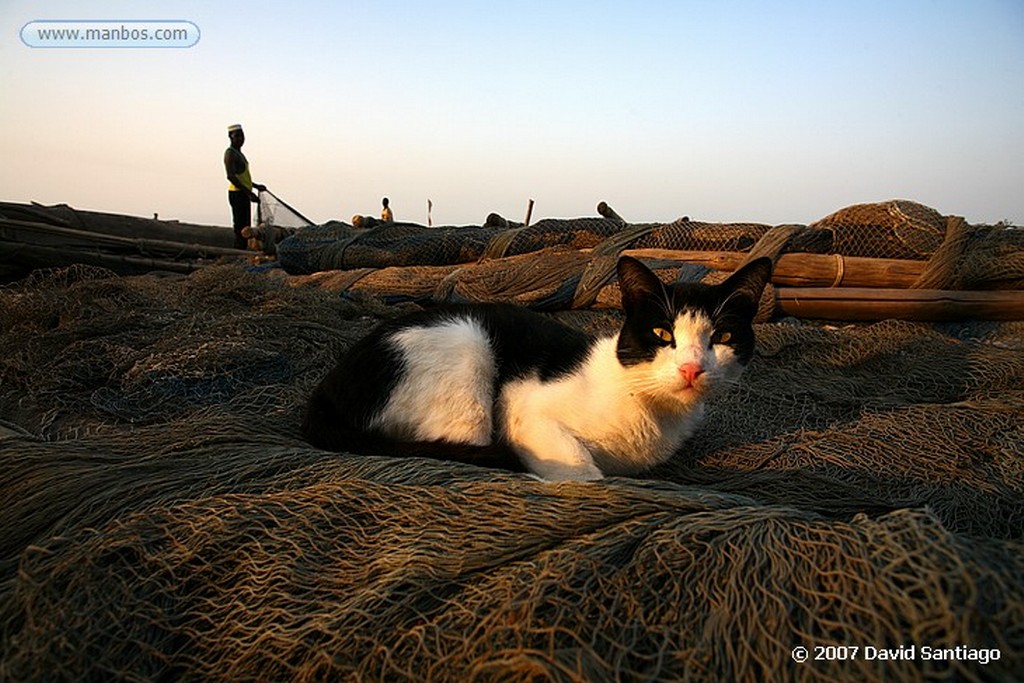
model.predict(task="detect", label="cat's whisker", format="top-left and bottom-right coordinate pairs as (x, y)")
top-left (714, 289), bottom-right (745, 319)
top-left (654, 283), bottom-right (675, 321)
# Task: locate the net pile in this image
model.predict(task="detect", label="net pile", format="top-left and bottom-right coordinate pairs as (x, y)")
top-left (277, 216), bottom-right (780, 275)
top-left (2, 263), bottom-right (1023, 681)
top-left (277, 200), bottom-right (1001, 277)
top-left (275, 201), bottom-right (1024, 325)
top-left (277, 221), bottom-right (503, 273)
top-left (809, 199), bottom-right (948, 259)
top-left (0, 201), bottom-right (239, 280)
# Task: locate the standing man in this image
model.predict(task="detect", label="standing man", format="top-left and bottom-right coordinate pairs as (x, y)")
top-left (381, 197), bottom-right (394, 223)
top-left (224, 124), bottom-right (265, 249)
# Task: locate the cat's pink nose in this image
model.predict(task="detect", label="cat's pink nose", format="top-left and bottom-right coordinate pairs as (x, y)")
top-left (679, 362), bottom-right (704, 386)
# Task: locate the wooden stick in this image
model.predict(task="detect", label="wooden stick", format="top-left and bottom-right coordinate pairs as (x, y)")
top-left (1, 218), bottom-right (252, 257)
top-left (2, 200), bottom-right (235, 246)
top-left (619, 248), bottom-right (925, 288)
top-left (774, 287), bottom-right (1024, 321)
top-left (596, 201), bottom-right (626, 223)
top-left (0, 239), bottom-right (204, 274)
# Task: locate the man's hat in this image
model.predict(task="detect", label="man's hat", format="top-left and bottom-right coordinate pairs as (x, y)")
top-left (227, 124), bottom-right (243, 133)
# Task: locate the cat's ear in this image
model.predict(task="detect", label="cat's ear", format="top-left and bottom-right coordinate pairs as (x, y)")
top-left (617, 256), bottom-right (665, 313)
top-left (720, 257), bottom-right (773, 305)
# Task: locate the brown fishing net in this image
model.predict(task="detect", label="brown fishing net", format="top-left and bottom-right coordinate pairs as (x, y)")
top-left (809, 199), bottom-right (948, 260)
top-left (276, 217), bottom-right (773, 274)
top-left (276, 201), bottom-right (1024, 319)
top-left (282, 239), bottom-right (782, 316)
top-left (2, 262), bottom-right (1022, 680)
top-left (278, 197), bottom-right (983, 278)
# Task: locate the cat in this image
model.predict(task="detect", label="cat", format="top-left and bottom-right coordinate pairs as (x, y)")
top-left (302, 255), bottom-right (773, 481)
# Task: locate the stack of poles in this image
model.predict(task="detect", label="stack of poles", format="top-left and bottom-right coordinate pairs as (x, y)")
top-left (600, 214), bottom-right (1023, 322)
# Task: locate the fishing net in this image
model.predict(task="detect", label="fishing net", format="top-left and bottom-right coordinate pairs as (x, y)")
top-left (277, 202), bottom-right (1024, 322)
top-left (243, 190), bottom-right (316, 258)
top-left (2, 262), bottom-right (1023, 681)
top-left (276, 221), bottom-right (504, 273)
top-left (276, 217), bottom-right (769, 275)
top-left (276, 200), bottom-right (978, 276)
top-left (809, 199), bottom-right (947, 260)
top-left (258, 190), bottom-right (315, 231)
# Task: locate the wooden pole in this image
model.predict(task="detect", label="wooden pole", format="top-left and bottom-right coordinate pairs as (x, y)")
top-left (597, 201), bottom-right (626, 224)
top-left (618, 248), bottom-right (926, 289)
top-left (0, 240), bottom-right (204, 274)
top-left (774, 287), bottom-right (1024, 322)
top-left (590, 283), bottom-right (1024, 320)
top-left (524, 199), bottom-right (535, 228)
top-left (1, 218), bottom-right (251, 258)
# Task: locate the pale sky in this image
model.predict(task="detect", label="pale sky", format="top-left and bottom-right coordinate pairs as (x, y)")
top-left (2, 1), bottom-right (1022, 227)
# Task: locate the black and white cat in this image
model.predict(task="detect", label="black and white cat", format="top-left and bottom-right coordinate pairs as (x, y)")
top-left (303, 256), bottom-right (772, 481)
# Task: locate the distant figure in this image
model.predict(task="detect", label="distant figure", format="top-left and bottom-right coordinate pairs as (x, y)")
top-left (484, 212), bottom-right (509, 228)
top-left (352, 215), bottom-right (380, 229)
top-left (381, 197), bottom-right (394, 223)
top-left (224, 124), bottom-right (265, 249)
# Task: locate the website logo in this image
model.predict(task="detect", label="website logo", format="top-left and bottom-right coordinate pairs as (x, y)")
top-left (21, 20), bottom-right (200, 49)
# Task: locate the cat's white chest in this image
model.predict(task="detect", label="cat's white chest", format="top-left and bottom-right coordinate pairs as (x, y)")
top-left (573, 374), bottom-right (705, 475)
top-left (585, 397), bottom-right (704, 475)
top-left (498, 338), bottom-right (705, 479)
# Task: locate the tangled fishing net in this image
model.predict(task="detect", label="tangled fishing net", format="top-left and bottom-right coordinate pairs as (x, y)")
top-left (276, 199), bottom-right (992, 275)
top-left (258, 189), bottom-right (315, 232)
top-left (2, 250), bottom-right (1022, 681)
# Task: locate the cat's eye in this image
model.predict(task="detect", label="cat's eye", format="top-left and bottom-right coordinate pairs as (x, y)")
top-left (714, 331), bottom-right (733, 345)
top-left (653, 327), bottom-right (674, 343)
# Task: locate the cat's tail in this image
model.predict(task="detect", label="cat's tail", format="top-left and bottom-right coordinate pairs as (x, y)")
top-left (301, 401), bottom-right (527, 474)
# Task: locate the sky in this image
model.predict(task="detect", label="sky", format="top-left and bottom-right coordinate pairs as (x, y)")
top-left (1, 1), bottom-right (1022, 228)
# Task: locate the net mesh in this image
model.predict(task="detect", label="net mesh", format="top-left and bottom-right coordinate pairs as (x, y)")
top-left (276, 218), bottom-right (774, 274)
top-left (808, 199), bottom-right (948, 259)
top-left (277, 199), bottom-right (991, 277)
top-left (259, 190), bottom-right (315, 231)
top-left (2, 263), bottom-right (1022, 681)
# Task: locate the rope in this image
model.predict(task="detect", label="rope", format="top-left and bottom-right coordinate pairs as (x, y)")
top-left (832, 254), bottom-right (846, 287)
top-left (480, 225), bottom-right (530, 261)
top-left (571, 222), bottom-right (662, 308)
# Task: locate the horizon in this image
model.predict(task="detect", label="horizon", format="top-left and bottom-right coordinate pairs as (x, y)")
top-left (2, 1), bottom-right (1022, 228)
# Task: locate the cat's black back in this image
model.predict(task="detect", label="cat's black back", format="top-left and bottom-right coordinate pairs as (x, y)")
top-left (302, 303), bottom-right (592, 454)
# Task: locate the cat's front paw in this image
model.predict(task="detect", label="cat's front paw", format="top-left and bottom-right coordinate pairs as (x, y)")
top-left (529, 461), bottom-right (604, 482)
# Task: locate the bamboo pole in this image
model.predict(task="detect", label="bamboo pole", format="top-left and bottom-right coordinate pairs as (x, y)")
top-left (590, 283), bottom-right (1024, 321)
top-left (0, 239), bottom-right (204, 274)
top-left (596, 201), bottom-right (626, 224)
top-left (774, 287), bottom-right (1024, 321)
top-left (619, 248), bottom-right (925, 288)
top-left (1, 218), bottom-right (252, 258)
top-left (0, 200), bottom-right (235, 247)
